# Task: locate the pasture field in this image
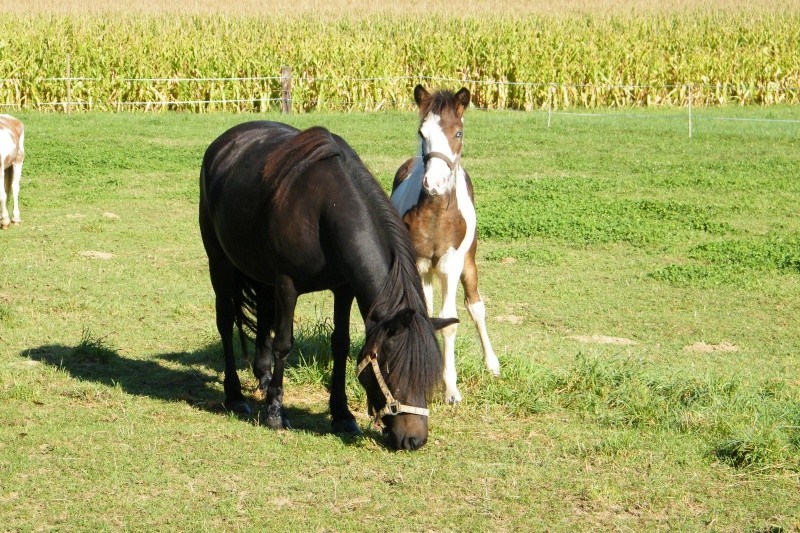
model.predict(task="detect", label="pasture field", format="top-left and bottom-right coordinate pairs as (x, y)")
top-left (1, 108), bottom-right (800, 530)
top-left (1, 3), bottom-right (800, 111)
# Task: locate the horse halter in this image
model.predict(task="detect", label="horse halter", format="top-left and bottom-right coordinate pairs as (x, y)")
top-left (422, 151), bottom-right (459, 173)
top-left (357, 350), bottom-right (429, 420)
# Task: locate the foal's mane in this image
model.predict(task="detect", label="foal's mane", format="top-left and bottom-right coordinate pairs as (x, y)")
top-left (417, 89), bottom-right (459, 119)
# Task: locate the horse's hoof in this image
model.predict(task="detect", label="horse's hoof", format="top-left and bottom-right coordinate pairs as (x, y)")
top-left (266, 406), bottom-right (290, 430)
top-left (266, 415), bottom-right (290, 430)
top-left (225, 400), bottom-right (252, 416)
top-left (445, 392), bottom-right (462, 405)
top-left (1, 222), bottom-right (8, 230)
top-left (332, 418), bottom-right (361, 434)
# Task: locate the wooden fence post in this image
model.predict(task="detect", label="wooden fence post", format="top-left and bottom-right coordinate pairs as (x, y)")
top-left (281, 66), bottom-right (292, 114)
top-left (688, 83), bottom-right (693, 138)
top-left (66, 53), bottom-right (72, 114)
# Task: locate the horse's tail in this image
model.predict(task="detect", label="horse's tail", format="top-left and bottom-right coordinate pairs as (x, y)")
top-left (232, 270), bottom-right (258, 366)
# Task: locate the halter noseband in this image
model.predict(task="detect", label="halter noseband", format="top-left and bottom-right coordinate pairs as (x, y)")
top-left (357, 350), bottom-right (429, 420)
top-left (422, 151), bottom-right (458, 172)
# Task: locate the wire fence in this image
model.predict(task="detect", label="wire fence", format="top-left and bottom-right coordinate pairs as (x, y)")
top-left (2, 70), bottom-right (800, 137)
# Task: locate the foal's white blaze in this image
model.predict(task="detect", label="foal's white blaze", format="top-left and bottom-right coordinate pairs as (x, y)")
top-left (419, 112), bottom-right (458, 195)
top-left (0, 115), bottom-right (24, 228)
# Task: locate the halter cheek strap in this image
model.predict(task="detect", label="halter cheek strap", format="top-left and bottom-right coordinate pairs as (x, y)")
top-left (357, 351), bottom-right (429, 419)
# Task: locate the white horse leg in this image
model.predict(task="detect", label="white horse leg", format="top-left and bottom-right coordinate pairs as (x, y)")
top-left (421, 271), bottom-right (435, 318)
top-left (10, 161), bottom-right (21, 224)
top-left (1, 167), bottom-right (10, 229)
top-left (466, 297), bottom-right (500, 377)
top-left (439, 268), bottom-right (461, 404)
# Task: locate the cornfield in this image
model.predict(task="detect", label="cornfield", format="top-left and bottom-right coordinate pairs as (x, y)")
top-left (1, 12), bottom-right (799, 112)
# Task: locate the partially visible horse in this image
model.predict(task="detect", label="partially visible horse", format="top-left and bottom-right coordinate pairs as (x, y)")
top-left (391, 85), bottom-right (499, 404)
top-left (0, 114), bottom-right (25, 229)
top-left (199, 121), bottom-right (455, 451)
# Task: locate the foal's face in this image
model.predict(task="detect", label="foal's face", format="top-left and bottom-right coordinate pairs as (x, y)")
top-left (414, 85), bottom-right (470, 196)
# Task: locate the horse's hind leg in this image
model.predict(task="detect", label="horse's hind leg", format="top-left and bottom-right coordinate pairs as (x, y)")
top-left (1, 167), bottom-right (10, 229)
top-left (201, 222), bottom-right (249, 413)
top-left (253, 283), bottom-right (275, 392)
top-left (330, 287), bottom-right (359, 434)
top-left (263, 274), bottom-right (298, 430)
top-left (10, 160), bottom-right (21, 224)
top-left (461, 243), bottom-right (500, 377)
top-left (212, 265), bottom-right (249, 412)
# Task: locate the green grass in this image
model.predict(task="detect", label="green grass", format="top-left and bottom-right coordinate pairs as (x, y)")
top-left (1, 108), bottom-right (799, 530)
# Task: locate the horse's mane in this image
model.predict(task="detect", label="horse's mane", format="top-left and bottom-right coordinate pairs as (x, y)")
top-left (261, 126), bottom-right (342, 207)
top-left (338, 146), bottom-right (444, 396)
top-left (261, 125), bottom-right (443, 396)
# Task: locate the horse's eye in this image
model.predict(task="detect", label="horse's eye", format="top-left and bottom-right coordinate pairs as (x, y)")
top-left (455, 131), bottom-right (463, 139)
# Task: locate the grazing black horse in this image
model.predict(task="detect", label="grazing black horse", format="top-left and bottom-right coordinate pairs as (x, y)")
top-left (199, 121), bottom-right (455, 450)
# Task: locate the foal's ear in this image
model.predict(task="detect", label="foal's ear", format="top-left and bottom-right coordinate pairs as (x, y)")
top-left (431, 317), bottom-right (459, 331)
top-left (386, 308), bottom-right (417, 336)
top-left (414, 85), bottom-right (430, 107)
top-left (455, 88), bottom-right (470, 116)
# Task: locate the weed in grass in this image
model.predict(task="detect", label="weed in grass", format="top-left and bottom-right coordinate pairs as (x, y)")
top-left (690, 234), bottom-right (800, 273)
top-left (68, 331), bottom-right (118, 365)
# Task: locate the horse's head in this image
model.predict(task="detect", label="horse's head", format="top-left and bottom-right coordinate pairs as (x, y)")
top-left (414, 84), bottom-right (470, 196)
top-left (359, 308), bottom-right (457, 451)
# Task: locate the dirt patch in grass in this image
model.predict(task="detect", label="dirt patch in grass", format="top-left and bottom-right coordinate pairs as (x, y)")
top-left (682, 341), bottom-right (739, 353)
top-left (80, 251), bottom-right (113, 260)
top-left (496, 314), bottom-right (524, 325)
top-left (569, 335), bottom-right (637, 345)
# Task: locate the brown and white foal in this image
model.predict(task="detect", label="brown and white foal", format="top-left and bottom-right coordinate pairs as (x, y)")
top-left (391, 85), bottom-right (499, 404)
top-left (0, 114), bottom-right (25, 229)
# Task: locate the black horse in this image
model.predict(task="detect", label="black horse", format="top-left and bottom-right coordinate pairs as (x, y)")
top-left (199, 121), bottom-right (455, 450)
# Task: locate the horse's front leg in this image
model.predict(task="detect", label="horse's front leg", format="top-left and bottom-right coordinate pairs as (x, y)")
top-left (438, 261), bottom-right (462, 404)
top-left (329, 287), bottom-right (360, 434)
top-left (264, 274), bottom-right (297, 429)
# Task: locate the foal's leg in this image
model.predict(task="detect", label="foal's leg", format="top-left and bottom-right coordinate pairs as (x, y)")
top-left (10, 161), bottom-right (21, 224)
top-left (462, 241), bottom-right (500, 377)
top-left (264, 274), bottom-right (297, 429)
top-left (1, 167), bottom-right (10, 229)
top-left (330, 287), bottom-right (359, 434)
top-left (438, 265), bottom-right (462, 404)
top-left (420, 268), bottom-right (436, 317)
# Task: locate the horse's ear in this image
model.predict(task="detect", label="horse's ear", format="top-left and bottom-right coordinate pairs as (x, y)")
top-left (431, 317), bottom-right (458, 331)
top-left (414, 85), bottom-right (430, 107)
top-left (386, 308), bottom-right (417, 336)
top-left (455, 87), bottom-right (470, 116)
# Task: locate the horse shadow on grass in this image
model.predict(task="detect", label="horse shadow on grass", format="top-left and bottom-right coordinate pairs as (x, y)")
top-left (23, 331), bottom-right (383, 447)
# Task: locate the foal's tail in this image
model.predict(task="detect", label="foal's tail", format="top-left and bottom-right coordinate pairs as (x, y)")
top-left (232, 271), bottom-right (258, 366)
